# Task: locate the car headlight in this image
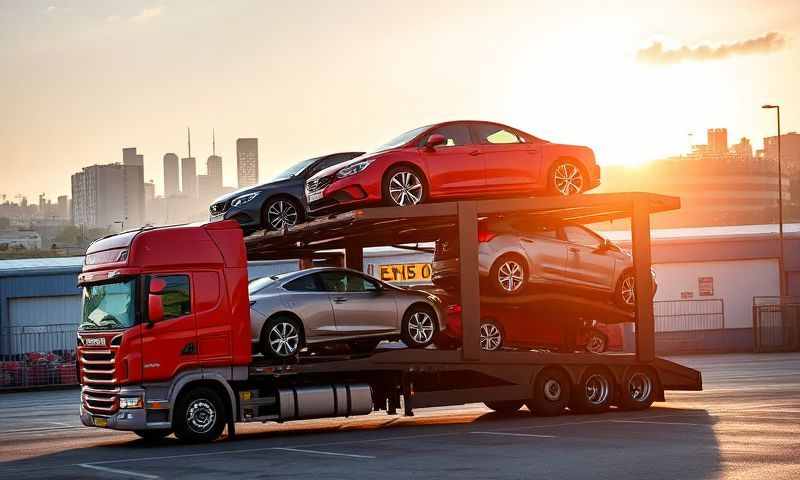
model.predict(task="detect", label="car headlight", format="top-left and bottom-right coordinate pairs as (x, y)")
top-left (230, 192), bottom-right (260, 207)
top-left (119, 396), bottom-right (144, 409)
top-left (335, 160), bottom-right (374, 179)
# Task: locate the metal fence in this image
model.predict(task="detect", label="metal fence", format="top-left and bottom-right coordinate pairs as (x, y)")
top-left (653, 299), bottom-right (725, 332)
top-left (0, 323), bottom-right (78, 389)
top-left (753, 297), bottom-right (800, 353)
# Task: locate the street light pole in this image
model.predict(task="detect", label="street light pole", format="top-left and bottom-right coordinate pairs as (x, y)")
top-left (762, 104), bottom-right (785, 296)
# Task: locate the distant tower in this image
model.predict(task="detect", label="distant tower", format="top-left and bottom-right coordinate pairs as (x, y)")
top-left (707, 128), bottom-right (728, 154)
top-left (181, 127), bottom-right (197, 199)
top-left (163, 153), bottom-right (180, 196)
top-left (236, 138), bottom-right (259, 187)
top-left (207, 129), bottom-right (223, 190)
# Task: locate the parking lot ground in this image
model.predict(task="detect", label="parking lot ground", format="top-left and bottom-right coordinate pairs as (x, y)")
top-left (0, 352), bottom-right (798, 479)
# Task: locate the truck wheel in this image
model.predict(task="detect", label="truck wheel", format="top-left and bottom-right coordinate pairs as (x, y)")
top-left (584, 331), bottom-right (607, 354)
top-left (174, 387), bottom-right (226, 443)
top-left (490, 255), bottom-right (527, 296)
top-left (484, 400), bottom-right (524, 414)
top-left (402, 305), bottom-right (437, 348)
top-left (617, 367), bottom-right (657, 410)
top-left (569, 367), bottom-right (615, 414)
top-left (134, 429), bottom-right (171, 442)
top-left (526, 368), bottom-right (570, 416)
top-left (261, 316), bottom-right (303, 358)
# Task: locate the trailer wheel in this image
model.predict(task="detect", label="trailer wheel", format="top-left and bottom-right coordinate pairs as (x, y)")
top-left (617, 367), bottom-right (657, 410)
top-left (484, 400), bottom-right (524, 414)
top-left (133, 429), bottom-right (171, 442)
top-left (527, 368), bottom-right (570, 416)
top-left (174, 386), bottom-right (226, 443)
top-left (402, 305), bottom-right (438, 348)
top-left (569, 367), bottom-right (615, 414)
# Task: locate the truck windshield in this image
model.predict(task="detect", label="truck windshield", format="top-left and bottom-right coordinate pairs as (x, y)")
top-left (79, 279), bottom-right (137, 331)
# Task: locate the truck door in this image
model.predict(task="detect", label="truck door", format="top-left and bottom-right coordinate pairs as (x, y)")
top-left (193, 271), bottom-right (232, 366)
top-left (140, 274), bottom-right (197, 382)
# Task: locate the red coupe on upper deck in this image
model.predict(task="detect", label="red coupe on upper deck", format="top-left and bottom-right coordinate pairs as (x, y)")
top-left (305, 120), bottom-right (600, 213)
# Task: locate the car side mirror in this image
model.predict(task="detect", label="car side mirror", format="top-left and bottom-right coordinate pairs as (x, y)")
top-left (424, 134), bottom-right (446, 151)
top-left (595, 239), bottom-right (613, 252)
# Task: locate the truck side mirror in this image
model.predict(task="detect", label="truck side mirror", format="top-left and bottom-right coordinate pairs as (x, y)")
top-left (148, 277), bottom-right (167, 323)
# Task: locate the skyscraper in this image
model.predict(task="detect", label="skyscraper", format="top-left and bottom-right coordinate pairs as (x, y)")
top-left (207, 130), bottom-right (223, 191)
top-left (236, 138), bottom-right (258, 187)
top-left (121, 147), bottom-right (145, 227)
top-left (707, 128), bottom-right (728, 154)
top-left (71, 164), bottom-right (128, 228)
top-left (181, 128), bottom-right (197, 199)
top-left (163, 153), bottom-right (180, 197)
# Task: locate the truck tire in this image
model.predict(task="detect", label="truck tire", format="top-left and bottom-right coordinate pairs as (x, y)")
top-left (134, 429), bottom-right (171, 442)
top-left (484, 400), bottom-right (524, 414)
top-left (569, 367), bottom-right (615, 414)
top-left (617, 367), bottom-right (657, 410)
top-left (174, 386), bottom-right (226, 443)
top-left (401, 305), bottom-right (438, 348)
top-left (526, 368), bottom-right (570, 416)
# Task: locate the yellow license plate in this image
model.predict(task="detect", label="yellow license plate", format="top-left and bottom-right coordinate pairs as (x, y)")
top-left (378, 263), bottom-right (432, 282)
top-left (93, 416), bottom-right (108, 427)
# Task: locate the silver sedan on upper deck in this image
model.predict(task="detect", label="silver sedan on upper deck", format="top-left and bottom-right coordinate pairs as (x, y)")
top-left (249, 267), bottom-right (445, 358)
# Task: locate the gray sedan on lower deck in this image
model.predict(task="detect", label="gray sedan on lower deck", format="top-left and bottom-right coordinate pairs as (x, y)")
top-left (249, 267), bottom-right (445, 358)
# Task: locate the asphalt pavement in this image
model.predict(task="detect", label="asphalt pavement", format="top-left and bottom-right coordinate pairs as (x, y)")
top-left (0, 352), bottom-right (798, 479)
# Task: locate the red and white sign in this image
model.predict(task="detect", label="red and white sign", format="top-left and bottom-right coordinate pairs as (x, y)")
top-left (698, 277), bottom-right (714, 296)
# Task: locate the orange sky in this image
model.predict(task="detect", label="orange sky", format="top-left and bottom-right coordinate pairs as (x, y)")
top-left (2, 0), bottom-right (799, 199)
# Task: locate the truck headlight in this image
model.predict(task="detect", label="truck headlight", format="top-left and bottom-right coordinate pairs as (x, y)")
top-left (231, 192), bottom-right (260, 207)
top-left (119, 396), bottom-right (144, 409)
top-left (335, 160), bottom-right (374, 179)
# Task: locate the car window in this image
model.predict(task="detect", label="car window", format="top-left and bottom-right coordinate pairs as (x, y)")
top-left (283, 274), bottom-right (320, 292)
top-left (563, 225), bottom-right (602, 248)
top-left (423, 124), bottom-right (472, 147)
top-left (345, 273), bottom-right (381, 292)
top-left (513, 221), bottom-right (558, 239)
top-left (318, 271), bottom-right (347, 292)
top-left (156, 275), bottom-right (191, 319)
top-left (474, 123), bottom-right (523, 144)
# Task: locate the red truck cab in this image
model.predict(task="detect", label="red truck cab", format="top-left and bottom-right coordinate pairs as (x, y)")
top-left (77, 221), bottom-right (250, 431)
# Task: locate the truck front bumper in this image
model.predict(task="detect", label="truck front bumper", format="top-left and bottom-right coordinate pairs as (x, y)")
top-left (80, 385), bottom-right (171, 431)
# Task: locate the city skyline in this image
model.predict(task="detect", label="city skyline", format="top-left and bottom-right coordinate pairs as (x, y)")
top-left (3, 1), bottom-right (800, 200)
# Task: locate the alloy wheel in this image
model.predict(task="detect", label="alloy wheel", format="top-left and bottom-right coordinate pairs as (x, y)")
top-left (584, 374), bottom-right (611, 405)
top-left (269, 321), bottom-right (300, 356)
top-left (185, 399), bottom-right (216, 434)
top-left (407, 311), bottom-right (435, 345)
top-left (621, 276), bottom-right (636, 306)
top-left (266, 200), bottom-right (299, 230)
top-left (628, 372), bottom-right (653, 402)
top-left (553, 163), bottom-right (584, 195)
top-left (480, 322), bottom-right (503, 351)
top-left (498, 260), bottom-right (524, 293)
top-left (388, 171), bottom-right (424, 206)
top-left (586, 334), bottom-right (606, 354)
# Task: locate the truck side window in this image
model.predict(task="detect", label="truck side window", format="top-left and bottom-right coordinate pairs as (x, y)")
top-left (157, 275), bottom-right (191, 319)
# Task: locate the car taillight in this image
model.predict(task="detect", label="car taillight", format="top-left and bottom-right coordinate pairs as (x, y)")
top-left (447, 304), bottom-right (462, 314)
top-left (478, 230), bottom-right (496, 243)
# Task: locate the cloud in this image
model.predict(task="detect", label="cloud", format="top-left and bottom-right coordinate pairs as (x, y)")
top-left (131, 6), bottom-right (162, 23)
top-left (637, 32), bottom-right (787, 64)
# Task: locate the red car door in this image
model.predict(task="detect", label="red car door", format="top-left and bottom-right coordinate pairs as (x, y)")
top-left (422, 123), bottom-right (485, 197)
top-left (473, 123), bottom-right (542, 192)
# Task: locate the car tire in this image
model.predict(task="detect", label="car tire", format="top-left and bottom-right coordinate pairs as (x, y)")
top-left (584, 330), bottom-right (608, 354)
top-left (383, 166), bottom-right (427, 207)
top-left (262, 197), bottom-right (304, 231)
top-left (261, 316), bottom-right (303, 359)
top-left (490, 255), bottom-right (528, 296)
top-left (549, 160), bottom-right (586, 196)
top-left (614, 271), bottom-right (636, 310)
top-left (173, 387), bottom-right (226, 443)
top-left (617, 367), bottom-right (657, 411)
top-left (134, 429), bottom-right (172, 442)
top-left (401, 305), bottom-right (438, 348)
top-left (480, 319), bottom-right (504, 351)
top-left (569, 367), bottom-right (615, 414)
top-left (484, 400), bottom-right (524, 414)
top-left (527, 368), bottom-right (571, 416)
top-left (349, 339), bottom-right (380, 355)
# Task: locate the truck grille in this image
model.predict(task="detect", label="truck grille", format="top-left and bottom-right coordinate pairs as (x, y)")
top-left (306, 175), bottom-right (332, 194)
top-left (81, 348), bottom-right (119, 414)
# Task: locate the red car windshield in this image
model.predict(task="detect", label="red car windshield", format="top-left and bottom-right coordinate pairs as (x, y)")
top-left (373, 125), bottom-right (431, 152)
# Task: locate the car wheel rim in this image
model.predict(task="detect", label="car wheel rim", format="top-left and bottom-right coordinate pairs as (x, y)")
top-left (621, 276), bottom-right (636, 305)
top-left (587, 335), bottom-right (606, 353)
top-left (628, 373), bottom-right (653, 402)
top-left (480, 323), bottom-right (503, 351)
top-left (584, 374), bottom-right (610, 405)
top-left (498, 260), bottom-right (524, 292)
top-left (407, 311), bottom-right (435, 344)
top-left (543, 378), bottom-right (562, 401)
top-left (388, 171), bottom-right (424, 206)
top-left (553, 163), bottom-right (584, 195)
top-left (267, 200), bottom-right (299, 230)
top-left (186, 399), bottom-right (216, 434)
top-left (269, 322), bottom-right (300, 356)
